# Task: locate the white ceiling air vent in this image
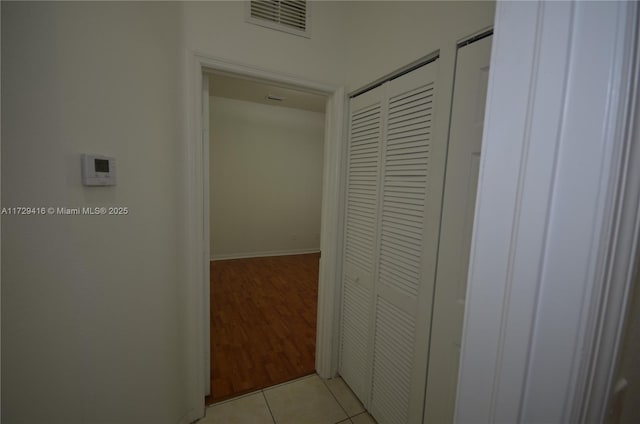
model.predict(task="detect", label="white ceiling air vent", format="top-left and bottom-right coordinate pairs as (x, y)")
top-left (247, 1), bottom-right (310, 38)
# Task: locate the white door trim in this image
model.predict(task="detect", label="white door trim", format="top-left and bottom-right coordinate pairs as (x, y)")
top-left (182, 51), bottom-right (345, 422)
top-left (201, 72), bottom-right (211, 398)
top-left (455, 1), bottom-right (638, 423)
top-left (578, 5), bottom-right (640, 421)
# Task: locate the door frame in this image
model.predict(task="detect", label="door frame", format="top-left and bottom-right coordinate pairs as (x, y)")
top-left (578, 6), bottom-right (640, 420)
top-left (183, 51), bottom-right (345, 421)
top-left (455, 1), bottom-right (639, 422)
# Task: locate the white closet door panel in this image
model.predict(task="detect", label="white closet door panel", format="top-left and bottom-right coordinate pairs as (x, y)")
top-left (340, 87), bottom-right (383, 404)
top-left (425, 35), bottom-right (492, 424)
top-left (370, 62), bottom-right (439, 424)
top-left (371, 297), bottom-right (416, 424)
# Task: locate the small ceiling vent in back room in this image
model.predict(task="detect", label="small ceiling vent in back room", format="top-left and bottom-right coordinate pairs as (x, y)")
top-left (247, 0), bottom-right (310, 38)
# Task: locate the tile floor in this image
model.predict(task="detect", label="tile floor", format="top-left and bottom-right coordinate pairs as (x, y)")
top-left (198, 374), bottom-right (377, 424)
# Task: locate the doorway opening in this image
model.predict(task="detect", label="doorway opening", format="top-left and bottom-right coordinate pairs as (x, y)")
top-left (188, 55), bottom-right (344, 415)
top-left (205, 72), bottom-right (327, 403)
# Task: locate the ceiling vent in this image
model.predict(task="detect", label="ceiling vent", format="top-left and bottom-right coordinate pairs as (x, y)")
top-left (247, 1), bottom-right (310, 38)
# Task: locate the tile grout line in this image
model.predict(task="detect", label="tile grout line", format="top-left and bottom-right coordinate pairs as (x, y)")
top-left (321, 377), bottom-right (353, 423)
top-left (261, 389), bottom-right (278, 424)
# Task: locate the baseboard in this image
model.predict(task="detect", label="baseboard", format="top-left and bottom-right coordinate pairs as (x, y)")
top-left (211, 248), bottom-right (320, 261)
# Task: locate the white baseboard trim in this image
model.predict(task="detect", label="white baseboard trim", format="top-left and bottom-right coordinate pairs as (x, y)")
top-left (211, 248), bottom-right (321, 261)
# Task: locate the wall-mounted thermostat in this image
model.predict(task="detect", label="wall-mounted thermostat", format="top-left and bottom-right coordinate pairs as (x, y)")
top-left (81, 154), bottom-right (116, 186)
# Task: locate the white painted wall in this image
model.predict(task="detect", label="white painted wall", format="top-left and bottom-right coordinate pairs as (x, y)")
top-left (343, 1), bottom-right (496, 92)
top-left (1, 3), bottom-right (186, 423)
top-left (183, 1), bottom-right (350, 87)
top-left (209, 96), bottom-right (324, 259)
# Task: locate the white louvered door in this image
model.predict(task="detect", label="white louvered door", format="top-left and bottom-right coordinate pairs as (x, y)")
top-left (371, 63), bottom-right (439, 424)
top-left (340, 87), bottom-right (383, 404)
top-left (340, 60), bottom-right (440, 424)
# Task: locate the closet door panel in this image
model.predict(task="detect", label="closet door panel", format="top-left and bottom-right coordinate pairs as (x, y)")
top-left (370, 62), bottom-right (439, 424)
top-left (425, 35), bottom-right (492, 424)
top-left (339, 88), bottom-right (383, 404)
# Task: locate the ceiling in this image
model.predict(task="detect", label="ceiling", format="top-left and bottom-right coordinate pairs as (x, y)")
top-left (208, 73), bottom-right (326, 113)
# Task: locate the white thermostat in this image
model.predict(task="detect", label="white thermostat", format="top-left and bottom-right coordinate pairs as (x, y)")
top-left (81, 154), bottom-right (116, 186)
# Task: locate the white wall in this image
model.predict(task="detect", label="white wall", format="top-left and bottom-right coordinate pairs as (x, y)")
top-left (183, 1), bottom-right (350, 87)
top-left (343, 1), bottom-right (496, 92)
top-left (1, 3), bottom-right (186, 423)
top-left (209, 96), bottom-right (325, 259)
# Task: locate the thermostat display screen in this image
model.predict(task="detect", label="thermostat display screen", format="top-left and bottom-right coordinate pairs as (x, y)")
top-left (95, 159), bottom-right (109, 173)
top-left (82, 154), bottom-right (116, 186)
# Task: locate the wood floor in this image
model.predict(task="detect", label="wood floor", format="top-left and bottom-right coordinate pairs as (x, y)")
top-left (207, 253), bottom-right (319, 404)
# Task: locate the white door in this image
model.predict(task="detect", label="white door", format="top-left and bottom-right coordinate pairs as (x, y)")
top-left (370, 63), bottom-right (439, 424)
top-left (340, 60), bottom-right (441, 424)
top-left (340, 87), bottom-right (383, 404)
top-left (424, 34), bottom-right (492, 423)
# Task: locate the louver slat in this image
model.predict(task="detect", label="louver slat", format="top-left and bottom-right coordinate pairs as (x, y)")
top-left (379, 81), bottom-right (432, 302)
top-left (371, 298), bottom-right (415, 424)
top-left (251, 1), bottom-right (279, 19)
top-left (341, 277), bottom-right (372, 402)
top-left (344, 102), bottom-right (381, 272)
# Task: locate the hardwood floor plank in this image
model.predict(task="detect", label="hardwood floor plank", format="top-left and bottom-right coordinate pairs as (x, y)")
top-left (206, 253), bottom-right (319, 404)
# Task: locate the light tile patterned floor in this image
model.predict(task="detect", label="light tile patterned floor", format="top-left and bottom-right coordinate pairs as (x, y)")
top-left (199, 374), bottom-right (377, 424)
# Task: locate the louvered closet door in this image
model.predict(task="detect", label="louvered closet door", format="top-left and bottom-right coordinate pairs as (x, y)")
top-left (370, 63), bottom-right (439, 424)
top-left (340, 60), bottom-right (441, 424)
top-left (339, 87), bottom-right (383, 404)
